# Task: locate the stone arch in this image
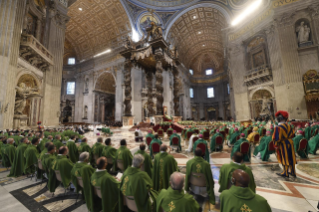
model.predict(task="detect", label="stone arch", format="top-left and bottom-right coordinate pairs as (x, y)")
top-left (94, 71), bottom-right (116, 94)
top-left (16, 70), bottom-right (42, 89)
top-left (164, 3), bottom-right (232, 39)
top-left (249, 86), bottom-right (275, 100)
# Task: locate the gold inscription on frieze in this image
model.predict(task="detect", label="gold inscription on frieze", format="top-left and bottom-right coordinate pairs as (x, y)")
top-left (272, 0), bottom-right (300, 8)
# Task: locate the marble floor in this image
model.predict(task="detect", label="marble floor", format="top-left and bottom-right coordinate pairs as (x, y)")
top-left (1, 127), bottom-right (319, 212)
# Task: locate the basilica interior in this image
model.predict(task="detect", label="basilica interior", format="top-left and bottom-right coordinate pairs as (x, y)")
top-left (1, 0), bottom-right (319, 211)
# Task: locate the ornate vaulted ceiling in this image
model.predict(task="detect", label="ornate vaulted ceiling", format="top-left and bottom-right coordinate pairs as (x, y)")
top-left (95, 72), bottom-right (116, 94)
top-left (65, 0), bottom-right (131, 61)
top-left (167, 7), bottom-right (226, 78)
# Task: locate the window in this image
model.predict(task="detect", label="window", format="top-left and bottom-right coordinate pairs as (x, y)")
top-left (205, 69), bottom-right (213, 75)
top-left (67, 82), bottom-right (75, 95)
top-left (227, 83), bottom-right (230, 94)
top-left (189, 69), bottom-right (193, 75)
top-left (68, 58), bottom-right (75, 65)
top-left (190, 88), bottom-right (194, 98)
top-left (207, 87), bottom-right (214, 98)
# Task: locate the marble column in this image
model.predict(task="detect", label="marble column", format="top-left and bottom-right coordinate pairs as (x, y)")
top-left (100, 97), bottom-right (105, 123)
top-left (155, 48), bottom-right (164, 115)
top-left (123, 59), bottom-right (132, 116)
top-left (35, 18), bottom-right (42, 41)
top-left (173, 68), bottom-right (180, 116)
top-left (0, 0), bottom-right (27, 129)
top-left (115, 68), bottom-right (124, 122)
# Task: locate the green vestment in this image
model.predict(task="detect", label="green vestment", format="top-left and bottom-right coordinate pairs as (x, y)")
top-left (253, 136), bottom-right (273, 161)
top-left (220, 186), bottom-right (271, 212)
top-left (53, 139), bottom-right (63, 150)
top-left (52, 155), bottom-right (74, 188)
top-left (78, 142), bottom-right (91, 154)
top-left (156, 187), bottom-right (199, 212)
top-left (184, 156), bottom-right (215, 204)
top-left (293, 135), bottom-right (308, 158)
top-left (120, 167), bottom-right (158, 212)
top-left (153, 152), bottom-right (178, 191)
top-left (113, 146), bottom-right (133, 172)
top-left (38, 138), bottom-right (49, 152)
top-left (145, 133), bottom-right (154, 150)
top-left (149, 138), bottom-right (162, 158)
top-left (24, 145), bottom-right (39, 175)
top-left (91, 170), bottom-right (120, 212)
top-left (218, 162), bottom-right (256, 193)
top-left (42, 154), bottom-right (60, 192)
top-left (134, 150), bottom-right (153, 178)
top-left (66, 141), bottom-right (79, 163)
top-left (80, 165), bottom-right (97, 212)
top-left (4, 144), bottom-right (16, 168)
top-left (308, 134), bottom-right (319, 155)
top-left (229, 131), bottom-right (240, 145)
top-left (39, 149), bottom-right (48, 160)
top-left (71, 162), bottom-right (87, 193)
top-left (258, 127), bottom-right (265, 136)
top-left (305, 127), bottom-right (311, 141)
top-left (102, 127), bottom-right (113, 135)
top-left (193, 138), bottom-right (210, 163)
top-left (102, 145), bottom-right (117, 171)
top-left (210, 133), bottom-right (224, 151)
top-left (231, 138), bottom-right (251, 162)
top-left (8, 143), bottom-right (28, 177)
top-left (169, 133), bottom-right (182, 151)
top-left (92, 142), bottom-right (104, 157)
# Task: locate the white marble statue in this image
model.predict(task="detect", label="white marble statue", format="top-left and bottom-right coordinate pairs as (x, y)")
top-left (296, 22), bottom-right (311, 44)
top-left (14, 83), bottom-right (39, 115)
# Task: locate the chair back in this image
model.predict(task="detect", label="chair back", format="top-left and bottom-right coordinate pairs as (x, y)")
top-left (196, 143), bottom-right (206, 155)
top-left (236, 135), bottom-right (240, 141)
top-left (194, 129), bottom-right (199, 134)
top-left (152, 142), bottom-right (160, 154)
top-left (134, 131), bottom-right (139, 137)
top-left (171, 137), bottom-right (179, 145)
top-left (240, 142), bottom-right (250, 155)
top-left (167, 130), bottom-right (173, 137)
top-left (262, 129), bottom-right (266, 136)
top-left (225, 128), bottom-right (229, 134)
top-left (146, 137), bottom-right (152, 146)
top-left (203, 131), bottom-right (209, 140)
top-left (298, 139), bottom-right (308, 151)
top-left (117, 159), bottom-right (124, 172)
top-left (77, 176), bottom-right (84, 188)
top-left (38, 159), bottom-right (44, 170)
top-left (247, 129), bottom-right (252, 135)
top-left (192, 136), bottom-right (199, 144)
top-left (215, 136), bottom-right (223, 145)
top-left (220, 131), bottom-right (226, 139)
top-left (107, 157), bottom-right (113, 165)
top-left (55, 170), bottom-right (62, 182)
top-left (158, 129), bottom-right (164, 137)
top-left (189, 172), bottom-right (206, 187)
top-left (187, 131), bottom-right (193, 140)
top-left (94, 186), bottom-right (102, 199)
top-left (253, 134), bottom-right (260, 144)
top-left (268, 141), bottom-right (275, 151)
top-left (125, 196), bottom-right (138, 212)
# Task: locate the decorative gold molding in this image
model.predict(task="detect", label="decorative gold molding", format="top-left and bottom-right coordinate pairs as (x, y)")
top-left (190, 74), bottom-right (227, 84)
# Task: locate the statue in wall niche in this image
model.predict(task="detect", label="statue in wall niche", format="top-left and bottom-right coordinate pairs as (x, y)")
top-left (259, 96), bottom-right (271, 116)
top-left (14, 83), bottom-right (40, 115)
top-left (296, 22), bottom-right (311, 44)
top-left (145, 22), bottom-right (163, 41)
top-left (84, 78), bottom-right (89, 92)
top-left (84, 105), bottom-right (88, 118)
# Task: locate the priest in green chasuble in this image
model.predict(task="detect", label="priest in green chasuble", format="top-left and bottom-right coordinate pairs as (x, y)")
top-left (42, 144), bottom-right (60, 193)
top-left (220, 169), bottom-right (271, 212)
top-left (230, 133), bottom-right (251, 162)
top-left (78, 138), bottom-right (91, 155)
top-left (134, 143), bottom-right (153, 178)
top-left (92, 137), bottom-right (105, 158)
top-left (184, 148), bottom-right (215, 205)
top-left (113, 139), bottom-right (133, 172)
top-left (4, 138), bottom-right (16, 168)
top-left (53, 134), bottom-right (63, 151)
top-left (292, 130), bottom-right (308, 158)
top-left (52, 146), bottom-right (74, 188)
top-left (102, 138), bottom-right (117, 172)
top-left (66, 135), bottom-right (79, 163)
top-left (228, 128), bottom-right (240, 146)
top-left (120, 154), bottom-right (158, 212)
top-left (210, 130), bottom-right (224, 152)
top-left (253, 131), bottom-right (274, 161)
top-left (156, 172), bottom-right (199, 212)
top-left (8, 137), bottom-right (29, 177)
top-left (219, 152), bottom-right (256, 193)
top-left (91, 157), bottom-right (120, 212)
top-left (304, 123), bottom-right (311, 141)
top-left (308, 133), bottom-right (319, 155)
top-left (24, 137), bottom-right (40, 175)
top-left (149, 134), bottom-right (162, 158)
top-left (153, 144), bottom-right (178, 191)
top-left (193, 134), bottom-right (210, 163)
top-left (71, 152), bottom-right (90, 193)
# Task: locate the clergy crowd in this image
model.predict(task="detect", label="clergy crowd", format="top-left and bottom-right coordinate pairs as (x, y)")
top-left (0, 116), bottom-right (318, 212)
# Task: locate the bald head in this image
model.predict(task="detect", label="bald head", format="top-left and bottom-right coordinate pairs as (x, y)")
top-left (96, 157), bottom-right (107, 170)
top-left (170, 172), bottom-right (184, 191)
top-left (232, 169), bottom-right (250, 188)
top-left (160, 144), bottom-right (167, 152)
top-left (7, 138), bottom-right (14, 144)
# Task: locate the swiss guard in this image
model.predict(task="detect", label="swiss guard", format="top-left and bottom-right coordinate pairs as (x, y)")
top-left (272, 111), bottom-right (297, 178)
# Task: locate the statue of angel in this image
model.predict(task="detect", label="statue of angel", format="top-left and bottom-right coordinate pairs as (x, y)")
top-left (14, 83), bottom-right (40, 115)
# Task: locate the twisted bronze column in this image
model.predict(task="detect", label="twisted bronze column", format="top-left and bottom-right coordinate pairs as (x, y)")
top-left (155, 48), bottom-right (164, 115)
top-left (124, 59), bottom-right (132, 116)
top-left (146, 71), bottom-right (155, 116)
